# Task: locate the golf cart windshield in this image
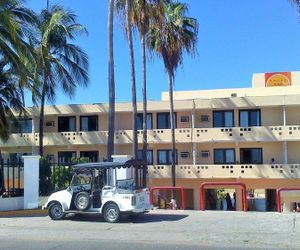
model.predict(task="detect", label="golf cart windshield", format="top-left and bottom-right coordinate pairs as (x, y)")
top-left (116, 179), bottom-right (134, 190)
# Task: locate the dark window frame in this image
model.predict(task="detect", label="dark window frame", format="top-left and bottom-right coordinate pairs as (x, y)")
top-left (58, 116), bottom-right (76, 132)
top-left (80, 151), bottom-right (99, 162)
top-left (156, 112), bottom-right (177, 129)
top-left (137, 149), bottom-right (154, 165)
top-left (80, 115), bottom-right (99, 131)
top-left (239, 109), bottom-right (261, 127)
top-left (18, 118), bottom-right (33, 133)
top-left (213, 148), bottom-right (236, 164)
top-left (157, 149), bottom-right (178, 165)
top-left (58, 151), bottom-right (76, 164)
top-left (240, 148), bottom-right (263, 164)
top-left (137, 113), bottom-right (153, 130)
top-left (213, 110), bottom-right (234, 128)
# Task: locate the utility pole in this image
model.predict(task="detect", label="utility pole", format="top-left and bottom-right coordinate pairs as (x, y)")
top-left (47, 0), bottom-right (49, 10)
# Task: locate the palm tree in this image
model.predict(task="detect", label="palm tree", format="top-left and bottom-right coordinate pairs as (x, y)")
top-left (125, 0), bottom-right (138, 160)
top-left (107, 0), bottom-right (115, 161)
top-left (115, 0), bottom-right (138, 160)
top-left (33, 6), bottom-right (89, 156)
top-left (290, 0), bottom-right (300, 6)
top-left (0, 0), bottom-right (35, 72)
top-left (147, 1), bottom-right (198, 198)
top-left (0, 0), bottom-right (36, 140)
top-left (0, 59), bottom-right (26, 141)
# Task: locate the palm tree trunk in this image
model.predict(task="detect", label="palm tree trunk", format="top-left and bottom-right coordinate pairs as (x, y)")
top-left (107, 0), bottom-right (115, 162)
top-left (141, 31), bottom-right (148, 187)
top-left (168, 71), bottom-right (176, 199)
top-left (39, 83), bottom-right (47, 157)
top-left (126, 0), bottom-right (138, 160)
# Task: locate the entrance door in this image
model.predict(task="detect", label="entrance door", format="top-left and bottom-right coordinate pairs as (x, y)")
top-left (266, 189), bottom-right (277, 211)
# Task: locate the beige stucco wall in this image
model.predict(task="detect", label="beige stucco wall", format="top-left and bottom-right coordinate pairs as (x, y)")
top-left (286, 106), bottom-right (300, 125)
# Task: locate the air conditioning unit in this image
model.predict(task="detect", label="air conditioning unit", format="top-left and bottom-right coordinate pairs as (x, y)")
top-left (180, 116), bottom-right (189, 123)
top-left (200, 151), bottom-right (210, 158)
top-left (180, 152), bottom-right (190, 158)
top-left (45, 121), bottom-right (54, 127)
top-left (200, 115), bottom-right (209, 122)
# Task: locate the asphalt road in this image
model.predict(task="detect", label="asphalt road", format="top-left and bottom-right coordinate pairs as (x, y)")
top-left (0, 210), bottom-right (299, 250)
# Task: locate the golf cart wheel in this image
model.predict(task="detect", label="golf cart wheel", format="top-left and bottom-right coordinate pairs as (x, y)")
top-left (48, 202), bottom-right (65, 220)
top-left (103, 203), bottom-right (120, 223)
top-left (74, 191), bottom-right (91, 211)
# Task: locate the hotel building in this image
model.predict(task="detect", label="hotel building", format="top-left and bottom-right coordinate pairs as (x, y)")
top-left (1, 71), bottom-right (300, 211)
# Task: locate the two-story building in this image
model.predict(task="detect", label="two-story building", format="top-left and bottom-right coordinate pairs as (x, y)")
top-left (1, 71), bottom-right (300, 211)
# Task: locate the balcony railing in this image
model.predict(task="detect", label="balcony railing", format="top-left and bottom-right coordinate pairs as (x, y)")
top-left (2, 125), bottom-right (300, 147)
top-left (193, 125), bottom-right (300, 142)
top-left (148, 164), bottom-right (300, 179)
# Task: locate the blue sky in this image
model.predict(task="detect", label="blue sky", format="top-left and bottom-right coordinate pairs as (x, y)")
top-left (25, 0), bottom-right (300, 106)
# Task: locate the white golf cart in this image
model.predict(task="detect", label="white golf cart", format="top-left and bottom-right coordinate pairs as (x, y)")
top-left (44, 159), bottom-right (151, 223)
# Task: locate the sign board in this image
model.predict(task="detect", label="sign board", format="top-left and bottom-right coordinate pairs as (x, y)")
top-left (265, 72), bottom-right (291, 87)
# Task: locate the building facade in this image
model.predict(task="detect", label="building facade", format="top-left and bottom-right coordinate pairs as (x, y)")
top-left (2, 71), bottom-right (300, 211)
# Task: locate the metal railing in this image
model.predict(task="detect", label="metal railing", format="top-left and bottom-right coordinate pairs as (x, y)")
top-left (0, 159), bottom-right (24, 198)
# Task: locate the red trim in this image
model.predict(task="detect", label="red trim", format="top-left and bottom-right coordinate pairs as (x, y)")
top-left (150, 186), bottom-right (185, 210)
top-left (276, 188), bottom-right (300, 212)
top-left (199, 182), bottom-right (247, 212)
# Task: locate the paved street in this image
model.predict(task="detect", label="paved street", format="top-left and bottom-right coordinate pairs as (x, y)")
top-left (0, 210), bottom-right (299, 250)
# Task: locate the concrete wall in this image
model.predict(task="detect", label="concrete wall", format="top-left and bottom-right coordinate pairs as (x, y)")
top-left (0, 197), bottom-right (24, 211)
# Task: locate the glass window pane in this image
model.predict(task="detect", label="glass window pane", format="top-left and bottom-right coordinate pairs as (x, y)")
top-left (224, 112), bottom-right (233, 127)
top-left (157, 114), bottom-right (166, 129)
top-left (89, 116), bottom-right (98, 131)
top-left (240, 111), bottom-right (248, 127)
top-left (158, 151), bottom-right (167, 164)
top-left (214, 149), bottom-right (224, 164)
top-left (137, 114), bottom-right (143, 130)
top-left (213, 112), bottom-right (223, 127)
top-left (250, 111), bottom-right (260, 126)
top-left (19, 119), bottom-right (32, 133)
top-left (69, 117), bottom-right (76, 131)
top-left (147, 114), bottom-right (153, 129)
top-left (147, 151), bottom-right (153, 164)
top-left (81, 117), bottom-right (88, 131)
top-left (252, 149), bottom-right (262, 164)
top-left (225, 149), bottom-right (235, 163)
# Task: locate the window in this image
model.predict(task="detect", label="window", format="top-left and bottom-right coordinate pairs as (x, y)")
top-left (214, 149), bottom-right (235, 164)
top-left (239, 109), bottom-right (261, 127)
top-left (240, 148), bottom-right (262, 164)
top-left (213, 111), bottom-right (234, 127)
top-left (157, 150), bottom-right (177, 165)
top-left (80, 116), bottom-right (98, 131)
top-left (11, 119), bottom-right (32, 133)
top-left (137, 113), bottom-right (153, 130)
top-left (137, 150), bottom-right (153, 165)
top-left (157, 112), bottom-right (177, 129)
top-left (80, 151), bottom-right (99, 162)
top-left (58, 117), bottom-right (76, 132)
top-left (58, 151), bottom-right (76, 164)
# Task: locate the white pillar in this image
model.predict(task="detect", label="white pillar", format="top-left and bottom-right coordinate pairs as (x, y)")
top-left (282, 106), bottom-right (286, 126)
top-left (282, 106), bottom-right (288, 164)
top-left (23, 155), bottom-right (40, 209)
top-left (283, 142), bottom-right (288, 164)
top-left (192, 100), bottom-right (196, 165)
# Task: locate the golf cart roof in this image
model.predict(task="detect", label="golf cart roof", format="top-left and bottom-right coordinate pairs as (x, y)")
top-left (72, 159), bottom-right (144, 172)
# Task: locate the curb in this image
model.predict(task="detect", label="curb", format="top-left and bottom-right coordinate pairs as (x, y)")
top-left (0, 209), bottom-right (48, 217)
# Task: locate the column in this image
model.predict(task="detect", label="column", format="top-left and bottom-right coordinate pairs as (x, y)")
top-left (23, 155), bottom-right (40, 209)
top-left (192, 100), bottom-right (196, 165)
